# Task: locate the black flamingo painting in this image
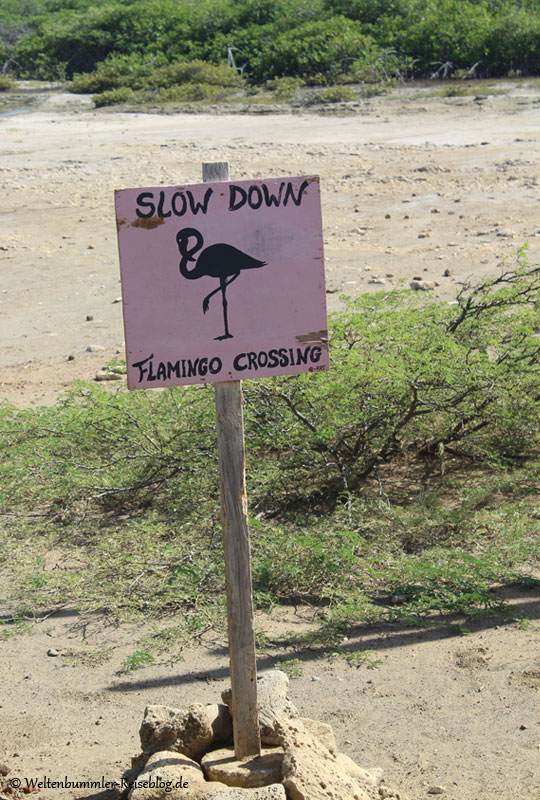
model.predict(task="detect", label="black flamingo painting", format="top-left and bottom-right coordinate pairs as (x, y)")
top-left (176, 227), bottom-right (267, 340)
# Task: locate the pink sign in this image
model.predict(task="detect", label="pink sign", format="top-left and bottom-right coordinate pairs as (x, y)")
top-left (115, 175), bottom-right (328, 389)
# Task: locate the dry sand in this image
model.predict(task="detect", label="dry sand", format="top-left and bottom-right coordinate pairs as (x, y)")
top-left (2, 81), bottom-right (540, 404)
top-left (1, 82), bottom-right (539, 800)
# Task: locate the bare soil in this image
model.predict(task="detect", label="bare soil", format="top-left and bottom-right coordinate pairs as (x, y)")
top-left (1, 82), bottom-right (539, 800)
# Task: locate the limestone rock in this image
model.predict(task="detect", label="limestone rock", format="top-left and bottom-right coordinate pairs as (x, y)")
top-left (189, 784), bottom-right (286, 800)
top-left (276, 719), bottom-right (371, 800)
top-left (409, 279), bottom-right (437, 291)
top-left (334, 753), bottom-right (382, 786)
top-left (201, 746), bottom-right (283, 788)
top-left (128, 750), bottom-right (205, 799)
top-left (300, 718), bottom-right (336, 755)
top-left (378, 787), bottom-right (411, 800)
top-left (95, 370), bottom-right (122, 381)
top-left (222, 671), bottom-right (297, 745)
top-left (140, 704), bottom-right (233, 761)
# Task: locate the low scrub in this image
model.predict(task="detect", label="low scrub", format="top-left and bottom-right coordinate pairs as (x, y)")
top-left (0, 257), bottom-right (539, 641)
top-left (92, 86), bottom-right (135, 106)
top-left (265, 76), bottom-right (304, 100)
top-left (245, 251), bottom-right (540, 511)
top-left (0, 74), bottom-right (15, 91)
top-left (6, 0), bottom-right (540, 85)
top-left (305, 85), bottom-right (358, 104)
top-left (71, 54), bottom-right (244, 106)
top-left (72, 55), bottom-right (243, 94)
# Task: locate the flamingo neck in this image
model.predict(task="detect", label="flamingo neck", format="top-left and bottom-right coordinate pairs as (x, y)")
top-left (178, 229), bottom-right (204, 279)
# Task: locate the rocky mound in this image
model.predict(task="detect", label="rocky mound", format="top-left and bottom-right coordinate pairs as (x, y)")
top-left (124, 670), bottom-right (407, 800)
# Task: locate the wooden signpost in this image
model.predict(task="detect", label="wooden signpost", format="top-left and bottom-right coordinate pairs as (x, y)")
top-left (204, 160), bottom-right (260, 758)
top-left (115, 161), bottom-right (328, 760)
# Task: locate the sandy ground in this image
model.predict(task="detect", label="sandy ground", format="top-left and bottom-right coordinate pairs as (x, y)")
top-left (2, 81), bottom-right (540, 404)
top-left (1, 82), bottom-right (540, 800)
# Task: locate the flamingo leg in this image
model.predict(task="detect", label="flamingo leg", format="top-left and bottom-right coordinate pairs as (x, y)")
top-left (215, 276), bottom-right (233, 340)
top-left (202, 272), bottom-right (239, 314)
top-left (200, 273), bottom-right (240, 340)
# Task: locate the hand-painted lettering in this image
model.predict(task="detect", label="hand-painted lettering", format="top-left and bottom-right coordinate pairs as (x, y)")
top-left (135, 181), bottom-right (310, 220)
top-left (132, 346), bottom-right (323, 385)
top-left (132, 354), bottom-right (224, 383)
top-left (232, 345), bottom-right (322, 373)
top-left (157, 192), bottom-right (171, 219)
top-left (172, 192), bottom-right (187, 216)
top-left (187, 188), bottom-right (213, 215)
top-left (135, 188), bottom-right (213, 220)
top-left (135, 192), bottom-right (155, 219)
top-left (228, 180), bottom-right (310, 212)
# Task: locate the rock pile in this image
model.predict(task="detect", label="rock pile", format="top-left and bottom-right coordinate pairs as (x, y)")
top-left (125, 670), bottom-right (408, 800)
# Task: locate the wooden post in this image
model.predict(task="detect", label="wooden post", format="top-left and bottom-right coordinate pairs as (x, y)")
top-left (203, 161), bottom-right (261, 760)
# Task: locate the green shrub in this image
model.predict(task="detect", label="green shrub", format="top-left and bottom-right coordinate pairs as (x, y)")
top-left (244, 254), bottom-right (540, 510)
top-left (0, 74), bottom-right (16, 91)
top-left (322, 0), bottom-right (404, 24)
top-left (335, 49), bottom-right (408, 83)
top-left (7, 0), bottom-right (540, 83)
top-left (93, 86), bottom-right (135, 106)
top-left (147, 82), bottom-right (228, 102)
top-left (1, 257), bottom-right (538, 527)
top-left (71, 53), bottom-right (161, 93)
top-left (248, 16), bottom-right (380, 81)
top-left (265, 75), bottom-right (303, 99)
top-left (143, 59), bottom-right (243, 89)
top-left (305, 85), bottom-right (358, 103)
top-left (484, 8), bottom-right (540, 75)
top-left (73, 53), bottom-right (244, 104)
top-left (16, 1), bottom-right (188, 78)
top-left (379, 0), bottom-right (493, 77)
top-left (0, 258), bottom-right (539, 627)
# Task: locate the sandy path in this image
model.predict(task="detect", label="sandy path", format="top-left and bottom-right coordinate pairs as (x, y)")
top-left (1, 84), bottom-right (540, 404)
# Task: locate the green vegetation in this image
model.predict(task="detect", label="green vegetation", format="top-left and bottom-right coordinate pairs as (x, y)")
top-left (343, 650), bottom-right (383, 669)
top-left (2, 1), bottom-right (540, 105)
top-left (275, 658), bottom-right (304, 677)
top-left (305, 85), bottom-right (359, 104)
top-left (0, 74), bottom-right (15, 90)
top-left (122, 649), bottom-right (156, 671)
top-left (1, 256), bottom-right (539, 657)
top-left (72, 55), bottom-right (245, 106)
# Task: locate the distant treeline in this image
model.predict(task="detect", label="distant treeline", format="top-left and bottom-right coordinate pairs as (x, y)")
top-left (1, 0), bottom-right (540, 84)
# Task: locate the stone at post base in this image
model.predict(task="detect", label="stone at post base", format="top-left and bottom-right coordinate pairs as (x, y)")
top-left (189, 784), bottom-right (286, 799)
top-left (334, 752), bottom-right (384, 786)
top-left (129, 750), bottom-right (286, 800)
top-left (275, 719), bottom-right (373, 800)
top-left (128, 751), bottom-right (205, 800)
top-left (125, 669), bottom-right (408, 800)
top-left (201, 746), bottom-right (283, 787)
top-left (139, 703), bottom-right (233, 762)
top-left (222, 670), bottom-right (297, 745)
top-left (299, 718), bottom-right (337, 755)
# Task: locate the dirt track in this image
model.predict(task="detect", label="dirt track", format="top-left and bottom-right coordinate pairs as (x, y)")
top-left (1, 83), bottom-right (540, 800)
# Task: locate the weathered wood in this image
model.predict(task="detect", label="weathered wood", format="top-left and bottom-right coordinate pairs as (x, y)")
top-left (203, 161), bottom-right (261, 760)
top-left (214, 380), bottom-right (261, 759)
top-left (202, 161), bottom-right (230, 183)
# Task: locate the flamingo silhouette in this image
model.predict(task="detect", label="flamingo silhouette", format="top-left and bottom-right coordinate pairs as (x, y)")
top-left (176, 227), bottom-right (267, 340)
